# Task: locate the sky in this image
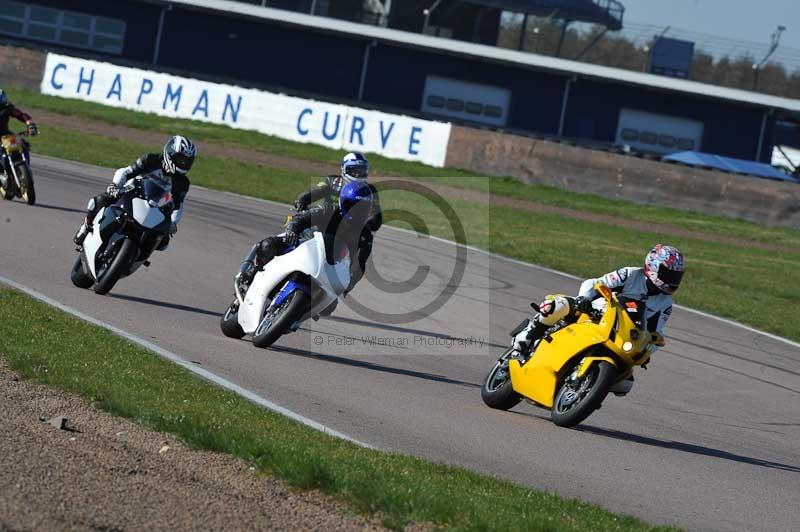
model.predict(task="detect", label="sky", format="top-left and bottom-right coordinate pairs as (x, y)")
top-left (623, 0), bottom-right (800, 50)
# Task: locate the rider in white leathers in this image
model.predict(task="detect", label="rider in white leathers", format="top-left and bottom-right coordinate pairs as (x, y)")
top-left (513, 245), bottom-right (685, 395)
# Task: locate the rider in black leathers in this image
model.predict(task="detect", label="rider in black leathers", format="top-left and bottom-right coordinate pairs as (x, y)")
top-left (293, 152), bottom-right (381, 282)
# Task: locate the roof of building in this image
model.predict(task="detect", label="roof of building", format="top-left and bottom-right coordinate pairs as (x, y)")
top-left (168, 0), bottom-right (800, 113)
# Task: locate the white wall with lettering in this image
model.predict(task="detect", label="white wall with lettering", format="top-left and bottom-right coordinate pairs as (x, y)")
top-left (41, 53), bottom-right (452, 167)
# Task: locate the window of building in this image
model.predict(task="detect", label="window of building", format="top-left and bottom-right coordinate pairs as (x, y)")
top-left (616, 109), bottom-right (704, 155)
top-left (0, 0), bottom-right (126, 54)
top-left (422, 76), bottom-right (511, 127)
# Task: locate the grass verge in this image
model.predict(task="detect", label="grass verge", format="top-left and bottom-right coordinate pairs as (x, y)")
top-left (0, 287), bottom-right (675, 531)
top-left (27, 123), bottom-right (800, 341)
top-left (12, 87), bottom-right (800, 247)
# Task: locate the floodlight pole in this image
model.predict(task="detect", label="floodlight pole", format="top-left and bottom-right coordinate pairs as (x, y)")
top-left (555, 19), bottom-right (571, 57)
top-left (152, 4), bottom-right (172, 66)
top-left (752, 25), bottom-right (786, 90)
top-left (422, 0), bottom-right (445, 35)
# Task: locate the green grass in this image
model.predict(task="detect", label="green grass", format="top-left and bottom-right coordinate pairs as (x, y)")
top-left (0, 287), bottom-right (675, 532)
top-left (12, 87), bottom-right (800, 248)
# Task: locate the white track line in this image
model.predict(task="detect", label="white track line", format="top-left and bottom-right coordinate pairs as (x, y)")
top-left (0, 275), bottom-right (375, 449)
top-left (209, 186), bottom-right (800, 351)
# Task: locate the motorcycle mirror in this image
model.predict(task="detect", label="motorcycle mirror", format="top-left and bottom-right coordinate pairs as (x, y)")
top-left (596, 284), bottom-right (612, 300)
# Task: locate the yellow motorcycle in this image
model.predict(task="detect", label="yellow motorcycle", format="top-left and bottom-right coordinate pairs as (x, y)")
top-left (0, 131), bottom-right (36, 205)
top-left (481, 284), bottom-right (664, 427)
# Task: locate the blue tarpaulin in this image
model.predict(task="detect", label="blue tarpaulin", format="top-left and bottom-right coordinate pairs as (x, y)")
top-left (662, 151), bottom-right (798, 182)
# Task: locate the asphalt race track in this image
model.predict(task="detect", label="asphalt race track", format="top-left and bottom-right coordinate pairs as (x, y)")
top-left (1, 156), bottom-right (798, 532)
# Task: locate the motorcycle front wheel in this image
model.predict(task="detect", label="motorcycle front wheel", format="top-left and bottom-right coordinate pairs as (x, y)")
top-left (17, 164), bottom-right (35, 205)
top-left (70, 255), bottom-right (94, 289)
top-left (252, 290), bottom-right (310, 348)
top-left (94, 239), bottom-right (138, 295)
top-left (220, 298), bottom-right (245, 339)
top-left (551, 360), bottom-right (615, 428)
top-left (481, 348), bottom-right (523, 410)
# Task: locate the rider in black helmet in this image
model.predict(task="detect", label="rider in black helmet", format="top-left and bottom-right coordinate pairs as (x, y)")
top-left (73, 136), bottom-right (196, 249)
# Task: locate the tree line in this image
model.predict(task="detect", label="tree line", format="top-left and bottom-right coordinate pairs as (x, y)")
top-left (497, 17), bottom-right (799, 99)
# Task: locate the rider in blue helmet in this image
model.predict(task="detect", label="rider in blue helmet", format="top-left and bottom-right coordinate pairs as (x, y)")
top-left (295, 152), bottom-right (378, 219)
top-left (237, 181), bottom-right (375, 300)
top-left (293, 152), bottom-right (382, 274)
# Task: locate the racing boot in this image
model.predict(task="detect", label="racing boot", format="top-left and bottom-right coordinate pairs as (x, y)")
top-left (610, 376), bottom-right (634, 396)
top-left (73, 220), bottom-right (91, 246)
top-left (513, 319), bottom-right (549, 354)
top-left (236, 260), bottom-right (257, 287)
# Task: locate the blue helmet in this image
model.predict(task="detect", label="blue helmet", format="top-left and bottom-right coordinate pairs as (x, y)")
top-left (339, 181), bottom-right (373, 221)
top-left (341, 152), bottom-right (369, 183)
top-left (0, 89), bottom-right (8, 109)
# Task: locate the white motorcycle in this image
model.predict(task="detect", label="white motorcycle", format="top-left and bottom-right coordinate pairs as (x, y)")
top-left (70, 176), bottom-right (173, 295)
top-left (220, 230), bottom-right (351, 348)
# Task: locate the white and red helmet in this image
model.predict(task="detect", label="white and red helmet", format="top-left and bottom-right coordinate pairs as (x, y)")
top-left (644, 244), bottom-right (685, 294)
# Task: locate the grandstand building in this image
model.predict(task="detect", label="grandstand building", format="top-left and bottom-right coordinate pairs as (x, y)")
top-left (2, 0), bottom-right (799, 163)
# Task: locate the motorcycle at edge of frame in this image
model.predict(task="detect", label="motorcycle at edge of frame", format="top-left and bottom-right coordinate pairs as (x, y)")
top-left (0, 130), bottom-right (36, 205)
top-left (69, 176), bottom-right (174, 295)
top-left (481, 283), bottom-right (664, 428)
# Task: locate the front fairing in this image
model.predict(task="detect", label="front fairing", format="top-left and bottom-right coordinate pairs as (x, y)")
top-left (509, 306), bottom-right (617, 407)
top-left (83, 206), bottom-right (126, 278)
top-left (1, 135), bottom-right (22, 155)
top-left (508, 285), bottom-right (653, 407)
top-left (1, 136), bottom-right (25, 174)
top-left (238, 232), bottom-right (350, 334)
top-left (123, 178), bottom-right (173, 232)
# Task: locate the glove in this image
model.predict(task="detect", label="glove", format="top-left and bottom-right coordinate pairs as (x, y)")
top-left (26, 122), bottom-right (38, 136)
top-left (284, 227), bottom-right (299, 246)
top-left (106, 184), bottom-right (120, 198)
top-left (573, 296), bottom-right (594, 314)
top-left (169, 222), bottom-right (178, 236)
top-left (293, 197), bottom-right (308, 211)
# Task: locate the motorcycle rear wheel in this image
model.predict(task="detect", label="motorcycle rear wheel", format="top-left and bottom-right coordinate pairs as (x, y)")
top-left (94, 239), bottom-right (138, 295)
top-left (551, 360), bottom-right (615, 428)
top-left (481, 348), bottom-right (523, 410)
top-left (70, 255), bottom-right (94, 289)
top-left (220, 298), bottom-right (245, 339)
top-left (252, 290), bottom-right (310, 348)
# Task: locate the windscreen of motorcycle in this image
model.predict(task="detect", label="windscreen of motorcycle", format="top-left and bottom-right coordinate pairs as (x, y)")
top-left (141, 177), bottom-right (173, 208)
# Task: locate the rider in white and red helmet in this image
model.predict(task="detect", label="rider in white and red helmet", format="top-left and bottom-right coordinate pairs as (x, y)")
top-left (644, 244), bottom-right (685, 295)
top-left (513, 244), bottom-right (685, 396)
